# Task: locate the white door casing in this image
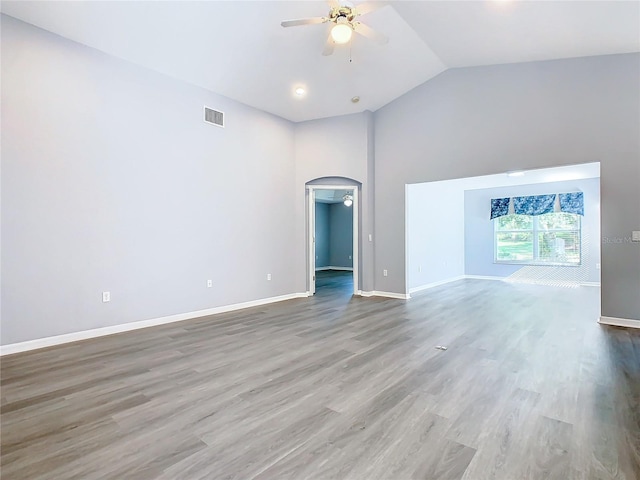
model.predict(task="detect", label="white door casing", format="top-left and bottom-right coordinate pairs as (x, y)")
top-left (306, 185), bottom-right (359, 296)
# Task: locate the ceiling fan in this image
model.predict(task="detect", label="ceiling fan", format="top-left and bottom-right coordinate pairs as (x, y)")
top-left (281, 1), bottom-right (389, 56)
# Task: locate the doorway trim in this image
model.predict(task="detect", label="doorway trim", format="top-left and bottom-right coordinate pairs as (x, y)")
top-left (307, 184), bottom-right (359, 296)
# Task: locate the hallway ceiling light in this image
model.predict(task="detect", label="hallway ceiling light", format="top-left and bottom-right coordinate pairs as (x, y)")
top-left (343, 194), bottom-right (353, 207)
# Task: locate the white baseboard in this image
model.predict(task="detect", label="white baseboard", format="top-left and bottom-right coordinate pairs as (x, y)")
top-left (315, 266), bottom-right (354, 271)
top-left (361, 291), bottom-right (411, 300)
top-left (464, 275), bottom-right (506, 281)
top-left (598, 316), bottom-right (640, 329)
top-left (365, 275), bottom-right (599, 300)
top-left (0, 292), bottom-right (309, 356)
top-left (465, 275), bottom-right (600, 288)
top-left (409, 276), bottom-right (466, 294)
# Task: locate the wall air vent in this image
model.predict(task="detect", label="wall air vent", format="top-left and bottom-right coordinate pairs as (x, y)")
top-left (204, 106), bottom-right (224, 128)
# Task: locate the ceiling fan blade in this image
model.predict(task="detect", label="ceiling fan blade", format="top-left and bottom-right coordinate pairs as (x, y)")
top-left (322, 33), bottom-right (335, 56)
top-left (355, 2), bottom-right (385, 16)
top-left (281, 17), bottom-right (327, 28)
top-left (354, 22), bottom-right (389, 45)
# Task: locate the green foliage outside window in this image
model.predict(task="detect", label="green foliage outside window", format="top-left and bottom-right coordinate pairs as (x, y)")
top-left (495, 213), bottom-right (581, 265)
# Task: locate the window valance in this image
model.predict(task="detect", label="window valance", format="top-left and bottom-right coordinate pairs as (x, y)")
top-left (490, 192), bottom-right (583, 220)
top-left (558, 192), bottom-right (584, 216)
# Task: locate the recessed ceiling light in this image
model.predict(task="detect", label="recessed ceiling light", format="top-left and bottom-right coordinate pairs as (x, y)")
top-left (351, 96), bottom-right (360, 103)
top-left (489, 0), bottom-right (516, 10)
top-left (507, 171), bottom-right (525, 177)
top-left (294, 87), bottom-right (306, 97)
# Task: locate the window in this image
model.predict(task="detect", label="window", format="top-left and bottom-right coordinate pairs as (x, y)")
top-left (495, 213), bottom-right (581, 265)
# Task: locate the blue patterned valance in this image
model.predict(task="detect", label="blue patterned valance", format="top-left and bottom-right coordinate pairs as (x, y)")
top-left (490, 192), bottom-right (584, 219)
top-left (559, 192), bottom-right (584, 215)
top-left (490, 198), bottom-right (510, 220)
top-left (513, 194), bottom-right (556, 216)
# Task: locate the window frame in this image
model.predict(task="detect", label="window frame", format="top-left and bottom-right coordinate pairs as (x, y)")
top-left (494, 213), bottom-right (582, 266)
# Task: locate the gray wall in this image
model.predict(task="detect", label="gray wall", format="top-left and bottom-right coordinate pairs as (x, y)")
top-left (1, 16), bottom-right (297, 344)
top-left (328, 203), bottom-right (353, 268)
top-left (464, 178), bottom-right (601, 283)
top-left (3, 15), bottom-right (639, 346)
top-left (375, 53), bottom-right (640, 320)
top-left (294, 113), bottom-right (374, 293)
top-left (314, 203), bottom-right (330, 268)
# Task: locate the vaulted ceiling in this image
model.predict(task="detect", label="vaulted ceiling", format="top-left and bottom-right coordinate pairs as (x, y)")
top-left (2, 1), bottom-right (638, 122)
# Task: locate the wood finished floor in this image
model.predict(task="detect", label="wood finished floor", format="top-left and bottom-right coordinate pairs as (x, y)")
top-left (1, 272), bottom-right (639, 479)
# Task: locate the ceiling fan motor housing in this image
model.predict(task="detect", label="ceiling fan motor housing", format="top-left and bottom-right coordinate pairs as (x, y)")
top-left (330, 5), bottom-right (357, 24)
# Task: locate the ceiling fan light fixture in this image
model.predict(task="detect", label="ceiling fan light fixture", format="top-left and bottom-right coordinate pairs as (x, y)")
top-left (331, 19), bottom-right (353, 44)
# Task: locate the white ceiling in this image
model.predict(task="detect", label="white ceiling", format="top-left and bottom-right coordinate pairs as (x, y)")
top-left (2, 1), bottom-right (638, 122)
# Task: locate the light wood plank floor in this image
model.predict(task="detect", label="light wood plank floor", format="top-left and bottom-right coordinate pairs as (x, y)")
top-left (2, 274), bottom-right (639, 479)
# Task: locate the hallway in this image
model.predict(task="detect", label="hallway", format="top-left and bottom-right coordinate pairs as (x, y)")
top-left (314, 270), bottom-right (353, 297)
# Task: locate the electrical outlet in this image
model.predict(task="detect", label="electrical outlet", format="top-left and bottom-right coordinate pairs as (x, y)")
top-left (267, 273), bottom-right (272, 281)
top-left (368, 234), bottom-right (372, 242)
top-left (207, 279), bottom-right (213, 288)
top-left (102, 291), bottom-right (111, 303)
top-left (383, 269), bottom-right (388, 277)
top-left (418, 266), bottom-right (422, 273)
top-left (632, 231), bottom-right (640, 242)
top-left (348, 255), bottom-right (352, 260)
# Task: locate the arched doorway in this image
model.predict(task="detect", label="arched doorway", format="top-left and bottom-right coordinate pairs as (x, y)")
top-left (306, 178), bottom-right (361, 296)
